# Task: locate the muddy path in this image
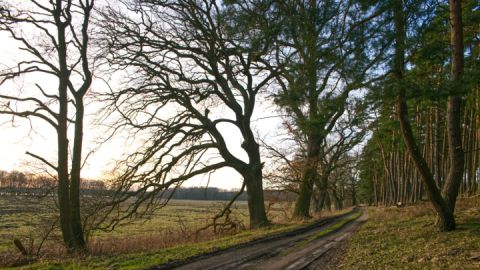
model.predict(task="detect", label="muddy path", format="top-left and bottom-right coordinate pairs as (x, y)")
top-left (149, 208), bottom-right (367, 270)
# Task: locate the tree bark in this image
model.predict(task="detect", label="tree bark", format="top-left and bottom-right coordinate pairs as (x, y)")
top-left (244, 166), bottom-right (269, 228)
top-left (70, 98), bottom-right (86, 249)
top-left (57, 84), bottom-right (74, 248)
top-left (56, 2), bottom-right (75, 248)
top-left (294, 167), bottom-right (316, 217)
top-left (442, 0), bottom-right (465, 213)
top-left (434, 102), bottom-right (442, 188)
top-left (314, 174), bottom-right (329, 212)
top-left (294, 133), bottom-right (320, 218)
top-left (242, 133), bottom-right (269, 228)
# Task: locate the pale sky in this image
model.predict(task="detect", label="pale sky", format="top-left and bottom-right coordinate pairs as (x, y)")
top-left (0, 28), bottom-right (284, 190)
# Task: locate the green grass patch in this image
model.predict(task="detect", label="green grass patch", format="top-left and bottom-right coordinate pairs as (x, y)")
top-left (280, 211), bottom-right (362, 256)
top-left (339, 198), bottom-right (480, 270)
top-left (312, 211), bottom-right (362, 239)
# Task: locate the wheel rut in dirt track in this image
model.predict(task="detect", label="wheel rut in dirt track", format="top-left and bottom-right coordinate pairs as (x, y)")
top-left (149, 208), bottom-right (367, 270)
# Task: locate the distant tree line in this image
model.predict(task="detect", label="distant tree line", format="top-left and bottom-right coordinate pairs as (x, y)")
top-left (0, 170), bottom-right (106, 190)
top-left (165, 187), bottom-right (295, 202)
top-left (162, 187), bottom-right (247, 201)
top-left (0, 170), bottom-right (301, 202)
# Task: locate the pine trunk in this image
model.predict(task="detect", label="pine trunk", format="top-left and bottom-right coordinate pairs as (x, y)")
top-left (442, 0), bottom-right (465, 213)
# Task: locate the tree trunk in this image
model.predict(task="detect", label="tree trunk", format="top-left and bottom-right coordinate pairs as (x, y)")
top-left (314, 174), bottom-right (329, 212)
top-left (324, 191), bottom-right (332, 211)
top-left (351, 177), bottom-right (357, 206)
top-left (57, 102), bottom-right (74, 248)
top-left (313, 192), bottom-right (321, 212)
top-left (332, 189), bottom-right (343, 210)
top-left (241, 135), bottom-right (269, 228)
top-left (442, 0), bottom-right (465, 213)
top-left (434, 102), bottom-right (442, 188)
top-left (294, 166), bottom-right (316, 217)
top-left (57, 99), bottom-right (74, 248)
top-left (70, 98), bottom-right (86, 249)
top-left (244, 164), bottom-right (269, 228)
top-left (294, 133), bottom-right (320, 218)
top-left (466, 109), bottom-right (474, 194)
top-left (56, 11), bottom-right (75, 248)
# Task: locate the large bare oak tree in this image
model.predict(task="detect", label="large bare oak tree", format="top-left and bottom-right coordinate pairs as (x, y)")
top-left (99, 0), bottom-right (279, 228)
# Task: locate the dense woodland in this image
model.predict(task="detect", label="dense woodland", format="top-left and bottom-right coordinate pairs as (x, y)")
top-left (0, 0), bottom-right (478, 253)
top-left (357, 0), bottom-right (480, 206)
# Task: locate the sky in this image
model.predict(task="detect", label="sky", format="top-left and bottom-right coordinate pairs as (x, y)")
top-left (0, 28), bottom-right (284, 190)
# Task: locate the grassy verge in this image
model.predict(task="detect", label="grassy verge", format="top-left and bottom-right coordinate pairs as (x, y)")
top-left (338, 198), bottom-right (480, 270)
top-left (312, 211), bottom-right (362, 239)
top-left (280, 211), bottom-right (362, 256)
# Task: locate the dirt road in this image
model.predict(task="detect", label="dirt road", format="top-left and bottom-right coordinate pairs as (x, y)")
top-left (150, 209), bottom-right (367, 270)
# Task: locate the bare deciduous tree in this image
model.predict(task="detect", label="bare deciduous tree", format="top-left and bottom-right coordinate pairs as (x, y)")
top-left (313, 101), bottom-right (367, 212)
top-left (99, 0), bottom-right (280, 228)
top-left (0, 0), bottom-right (96, 250)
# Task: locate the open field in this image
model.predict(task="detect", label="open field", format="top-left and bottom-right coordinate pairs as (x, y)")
top-left (0, 196), bottom-right (251, 254)
top-left (0, 195), bottom-right (318, 268)
top-left (336, 197), bottom-right (480, 269)
top-left (0, 196), bottom-right (58, 254)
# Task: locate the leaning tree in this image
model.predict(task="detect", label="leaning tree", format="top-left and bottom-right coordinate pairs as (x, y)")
top-left (99, 0), bottom-right (280, 228)
top-left (390, 0), bottom-right (466, 231)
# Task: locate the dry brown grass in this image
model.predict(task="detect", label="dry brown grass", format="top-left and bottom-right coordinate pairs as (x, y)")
top-left (366, 196), bottom-right (480, 224)
top-left (0, 222), bottom-right (240, 268)
top-left (1, 200), bottom-right (295, 267)
top-left (87, 226), bottom-right (228, 256)
top-left (340, 196), bottom-right (480, 270)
